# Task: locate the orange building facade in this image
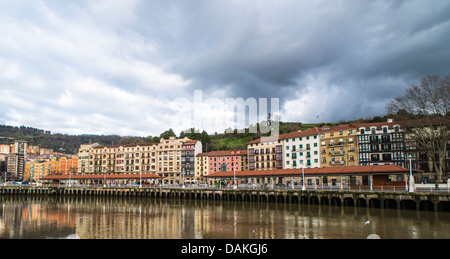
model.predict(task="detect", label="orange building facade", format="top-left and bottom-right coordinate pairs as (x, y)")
top-left (59, 157), bottom-right (78, 175)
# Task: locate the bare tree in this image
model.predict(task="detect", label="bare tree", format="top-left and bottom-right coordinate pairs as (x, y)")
top-left (386, 74), bottom-right (449, 182)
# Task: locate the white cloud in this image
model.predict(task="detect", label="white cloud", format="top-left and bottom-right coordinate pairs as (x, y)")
top-left (1, 0), bottom-right (449, 137)
top-left (0, 0), bottom-right (191, 136)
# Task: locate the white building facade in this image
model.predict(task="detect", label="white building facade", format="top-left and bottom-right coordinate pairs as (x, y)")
top-left (282, 128), bottom-right (321, 169)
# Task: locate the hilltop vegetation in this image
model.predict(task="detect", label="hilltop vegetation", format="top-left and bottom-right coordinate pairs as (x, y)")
top-left (0, 115), bottom-right (395, 154)
top-left (0, 125), bottom-right (124, 154)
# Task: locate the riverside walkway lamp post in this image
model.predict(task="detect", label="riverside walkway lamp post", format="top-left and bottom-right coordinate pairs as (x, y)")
top-left (302, 167), bottom-right (306, 191)
top-left (182, 168), bottom-right (186, 188)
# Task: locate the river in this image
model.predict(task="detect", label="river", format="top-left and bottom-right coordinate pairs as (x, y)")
top-left (1, 195), bottom-right (449, 239)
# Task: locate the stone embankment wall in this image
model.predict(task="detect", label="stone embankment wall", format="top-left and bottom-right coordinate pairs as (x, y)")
top-left (1, 187), bottom-right (449, 212)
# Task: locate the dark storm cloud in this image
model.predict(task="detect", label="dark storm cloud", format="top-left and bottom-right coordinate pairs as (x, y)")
top-left (141, 0), bottom-right (450, 121)
top-left (1, 0), bottom-right (449, 135)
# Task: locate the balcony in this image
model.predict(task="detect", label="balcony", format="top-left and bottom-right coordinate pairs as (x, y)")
top-left (329, 161), bottom-right (345, 166)
top-left (329, 151), bottom-right (345, 156)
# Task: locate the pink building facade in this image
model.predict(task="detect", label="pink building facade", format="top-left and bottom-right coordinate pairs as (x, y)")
top-left (206, 150), bottom-right (248, 174)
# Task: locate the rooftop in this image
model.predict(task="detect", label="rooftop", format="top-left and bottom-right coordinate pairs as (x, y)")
top-left (197, 150), bottom-right (247, 157)
top-left (41, 173), bottom-right (161, 181)
top-left (205, 165), bottom-right (422, 178)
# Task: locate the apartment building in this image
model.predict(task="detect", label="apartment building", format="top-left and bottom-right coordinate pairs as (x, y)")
top-left (89, 143), bottom-right (158, 175)
top-left (59, 157), bottom-right (79, 175)
top-left (356, 120), bottom-right (406, 168)
top-left (247, 135), bottom-right (284, 171)
top-left (207, 150), bottom-right (247, 173)
top-left (78, 143), bottom-right (100, 174)
top-left (181, 140), bottom-right (202, 183)
top-left (282, 128), bottom-right (321, 169)
top-left (157, 137), bottom-right (184, 184)
top-left (25, 160), bottom-right (59, 182)
top-left (195, 153), bottom-right (209, 183)
top-left (400, 118), bottom-right (450, 182)
top-left (0, 144), bottom-right (10, 154)
top-left (84, 136), bottom-right (201, 185)
top-left (6, 140), bottom-right (27, 180)
top-left (27, 145), bottom-right (40, 159)
top-left (195, 150), bottom-right (247, 184)
top-left (319, 124), bottom-right (358, 168)
top-left (39, 148), bottom-right (53, 159)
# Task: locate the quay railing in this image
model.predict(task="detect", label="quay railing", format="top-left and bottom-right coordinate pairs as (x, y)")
top-left (2, 182), bottom-right (449, 193)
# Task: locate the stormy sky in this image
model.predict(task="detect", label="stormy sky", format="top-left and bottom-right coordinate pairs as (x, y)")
top-left (1, 0), bottom-right (449, 136)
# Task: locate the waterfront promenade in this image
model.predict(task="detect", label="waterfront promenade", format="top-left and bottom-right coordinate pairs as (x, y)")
top-left (1, 184), bottom-right (450, 212)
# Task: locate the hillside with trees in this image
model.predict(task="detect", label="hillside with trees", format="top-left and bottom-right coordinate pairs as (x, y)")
top-left (0, 116), bottom-right (398, 154)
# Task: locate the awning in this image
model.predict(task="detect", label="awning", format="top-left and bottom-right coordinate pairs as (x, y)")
top-left (40, 173), bottom-right (161, 181)
top-left (205, 165), bottom-right (422, 178)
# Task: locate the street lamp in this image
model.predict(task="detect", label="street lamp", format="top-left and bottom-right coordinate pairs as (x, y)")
top-left (182, 168), bottom-right (186, 188)
top-left (69, 169), bottom-right (72, 187)
top-left (302, 167), bottom-right (306, 191)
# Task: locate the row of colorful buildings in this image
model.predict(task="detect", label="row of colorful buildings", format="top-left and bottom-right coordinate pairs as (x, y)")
top-left (244, 119), bottom-right (448, 183)
top-left (2, 118), bottom-right (449, 185)
top-left (0, 141), bottom-right (77, 182)
top-left (71, 118), bottom-right (447, 185)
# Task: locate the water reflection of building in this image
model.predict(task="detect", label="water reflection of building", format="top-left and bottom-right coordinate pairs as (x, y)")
top-left (74, 199), bottom-right (188, 239)
top-left (0, 198), bottom-right (76, 238)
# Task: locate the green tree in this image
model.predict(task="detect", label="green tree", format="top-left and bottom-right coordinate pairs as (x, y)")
top-left (145, 136), bottom-right (160, 143)
top-left (160, 129), bottom-right (176, 139)
top-left (179, 128), bottom-right (211, 152)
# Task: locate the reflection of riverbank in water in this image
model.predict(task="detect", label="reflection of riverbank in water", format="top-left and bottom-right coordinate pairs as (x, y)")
top-left (0, 196), bottom-right (449, 239)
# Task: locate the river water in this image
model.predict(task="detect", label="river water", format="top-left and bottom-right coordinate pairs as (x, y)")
top-left (1, 196), bottom-right (449, 239)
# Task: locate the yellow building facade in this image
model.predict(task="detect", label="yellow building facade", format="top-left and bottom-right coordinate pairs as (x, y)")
top-left (84, 136), bottom-right (200, 185)
top-left (25, 160), bottom-right (60, 182)
top-left (195, 153), bottom-right (209, 183)
top-left (319, 124), bottom-right (358, 168)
